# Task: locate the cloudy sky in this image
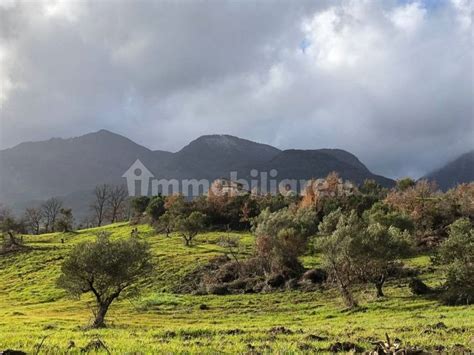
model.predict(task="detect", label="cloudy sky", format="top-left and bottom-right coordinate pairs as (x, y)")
top-left (0, 0), bottom-right (472, 178)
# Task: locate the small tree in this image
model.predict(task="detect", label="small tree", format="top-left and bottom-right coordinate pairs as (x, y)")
top-left (57, 232), bottom-right (153, 328)
top-left (218, 235), bottom-right (243, 266)
top-left (351, 223), bottom-right (412, 297)
top-left (146, 195), bottom-right (166, 222)
top-left (384, 180), bottom-right (439, 235)
top-left (318, 209), bottom-right (361, 309)
top-left (174, 211), bottom-right (207, 246)
top-left (130, 196), bottom-right (151, 217)
top-left (154, 211), bottom-right (173, 237)
top-left (396, 177), bottom-right (416, 191)
top-left (41, 197), bottom-right (63, 232)
top-left (0, 207), bottom-right (26, 252)
top-left (108, 185), bottom-right (128, 223)
top-left (56, 208), bottom-right (74, 232)
top-left (437, 218), bottom-right (473, 305)
top-left (252, 206), bottom-right (318, 276)
top-left (24, 207), bottom-right (43, 235)
top-left (91, 184), bottom-right (110, 227)
top-left (364, 202), bottom-right (414, 233)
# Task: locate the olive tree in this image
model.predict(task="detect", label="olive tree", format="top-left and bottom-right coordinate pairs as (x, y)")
top-left (154, 211), bottom-right (173, 237)
top-left (318, 208), bottom-right (412, 307)
top-left (57, 232), bottom-right (153, 328)
top-left (351, 223), bottom-right (412, 297)
top-left (317, 209), bottom-right (362, 309)
top-left (252, 206), bottom-right (318, 276)
top-left (437, 218), bottom-right (473, 305)
top-left (174, 211), bottom-right (207, 246)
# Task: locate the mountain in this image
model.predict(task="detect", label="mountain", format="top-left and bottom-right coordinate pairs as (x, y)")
top-left (250, 149), bottom-right (394, 188)
top-left (174, 135), bottom-right (281, 178)
top-left (0, 130), bottom-right (394, 220)
top-left (424, 150), bottom-right (474, 190)
top-left (0, 130), bottom-right (162, 203)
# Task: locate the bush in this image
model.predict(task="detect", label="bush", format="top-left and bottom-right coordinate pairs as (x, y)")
top-left (408, 277), bottom-right (431, 295)
top-left (146, 195), bottom-right (166, 222)
top-left (131, 196), bottom-right (151, 216)
top-left (252, 206), bottom-right (318, 277)
top-left (437, 218), bottom-right (473, 305)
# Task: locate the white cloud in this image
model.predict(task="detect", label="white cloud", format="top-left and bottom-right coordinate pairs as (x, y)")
top-left (388, 2), bottom-right (426, 34)
top-left (41, 0), bottom-right (82, 22)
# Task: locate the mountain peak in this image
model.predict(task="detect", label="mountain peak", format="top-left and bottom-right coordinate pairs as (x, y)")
top-left (179, 134), bottom-right (280, 154)
top-left (191, 134), bottom-right (242, 147)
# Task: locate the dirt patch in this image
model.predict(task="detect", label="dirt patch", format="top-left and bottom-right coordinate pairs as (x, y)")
top-left (268, 326), bottom-right (294, 335)
top-left (328, 341), bottom-right (364, 353)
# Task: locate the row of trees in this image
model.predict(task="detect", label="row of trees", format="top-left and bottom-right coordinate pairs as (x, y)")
top-left (5, 183), bottom-right (129, 237)
top-left (22, 198), bottom-right (73, 234)
top-left (90, 184), bottom-right (129, 226)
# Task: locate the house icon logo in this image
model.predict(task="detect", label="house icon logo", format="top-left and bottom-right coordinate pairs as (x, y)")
top-left (122, 159), bottom-right (154, 196)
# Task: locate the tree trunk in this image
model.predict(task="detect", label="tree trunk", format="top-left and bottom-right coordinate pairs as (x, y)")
top-left (375, 283), bottom-right (384, 298)
top-left (375, 275), bottom-right (385, 298)
top-left (7, 232), bottom-right (19, 246)
top-left (339, 283), bottom-right (358, 309)
top-left (92, 303), bottom-right (110, 328)
top-left (333, 267), bottom-right (358, 309)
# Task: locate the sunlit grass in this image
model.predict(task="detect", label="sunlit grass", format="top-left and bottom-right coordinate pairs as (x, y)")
top-left (0, 223), bottom-right (472, 353)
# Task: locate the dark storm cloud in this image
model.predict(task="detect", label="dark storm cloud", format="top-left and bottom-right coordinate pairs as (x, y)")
top-left (0, 0), bottom-right (472, 178)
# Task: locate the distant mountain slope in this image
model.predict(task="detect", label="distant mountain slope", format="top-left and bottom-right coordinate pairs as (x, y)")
top-left (0, 130), bottom-right (161, 203)
top-left (249, 149), bottom-right (393, 187)
top-left (173, 135), bottom-right (281, 178)
top-left (424, 151), bottom-right (474, 190)
top-left (0, 130), bottom-right (394, 219)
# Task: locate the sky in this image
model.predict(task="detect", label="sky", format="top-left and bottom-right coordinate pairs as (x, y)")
top-left (0, 0), bottom-right (472, 178)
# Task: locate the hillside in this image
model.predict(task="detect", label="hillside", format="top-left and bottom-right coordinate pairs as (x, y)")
top-left (0, 130), bottom-right (394, 220)
top-left (251, 149), bottom-right (394, 188)
top-left (0, 223), bottom-right (472, 353)
top-left (424, 151), bottom-right (474, 190)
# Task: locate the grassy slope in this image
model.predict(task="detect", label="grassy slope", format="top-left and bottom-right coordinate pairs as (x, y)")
top-left (0, 223), bottom-right (472, 353)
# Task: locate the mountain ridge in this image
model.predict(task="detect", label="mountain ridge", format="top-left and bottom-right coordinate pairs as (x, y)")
top-left (424, 150), bottom-right (474, 190)
top-left (1, 129), bottom-right (397, 219)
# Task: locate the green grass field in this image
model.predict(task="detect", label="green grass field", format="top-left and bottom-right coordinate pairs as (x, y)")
top-left (0, 223), bottom-right (472, 353)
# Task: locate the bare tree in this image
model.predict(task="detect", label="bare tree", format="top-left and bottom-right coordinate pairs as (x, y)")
top-left (107, 185), bottom-right (128, 223)
top-left (41, 198), bottom-right (63, 232)
top-left (91, 184), bottom-right (110, 227)
top-left (24, 207), bottom-right (43, 234)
